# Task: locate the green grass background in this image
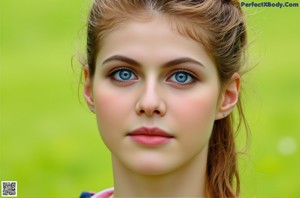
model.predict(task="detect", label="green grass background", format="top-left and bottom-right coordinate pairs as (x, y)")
top-left (1, 0), bottom-right (299, 197)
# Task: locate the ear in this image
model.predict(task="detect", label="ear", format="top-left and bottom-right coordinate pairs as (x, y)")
top-left (215, 73), bottom-right (240, 120)
top-left (83, 66), bottom-right (95, 111)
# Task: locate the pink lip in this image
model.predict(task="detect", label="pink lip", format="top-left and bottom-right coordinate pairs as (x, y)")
top-left (127, 127), bottom-right (174, 146)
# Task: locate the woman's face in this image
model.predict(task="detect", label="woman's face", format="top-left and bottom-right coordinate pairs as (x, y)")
top-left (85, 16), bottom-right (223, 175)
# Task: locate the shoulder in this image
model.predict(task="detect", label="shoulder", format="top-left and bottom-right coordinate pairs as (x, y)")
top-left (79, 188), bottom-right (114, 198)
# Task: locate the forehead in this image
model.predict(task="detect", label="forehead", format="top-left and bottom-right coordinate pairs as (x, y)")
top-left (96, 15), bottom-right (215, 70)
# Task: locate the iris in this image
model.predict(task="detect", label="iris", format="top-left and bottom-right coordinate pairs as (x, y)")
top-left (175, 72), bottom-right (188, 83)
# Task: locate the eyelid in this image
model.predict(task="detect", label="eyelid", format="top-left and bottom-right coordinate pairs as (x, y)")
top-left (107, 66), bottom-right (136, 76)
top-left (165, 68), bottom-right (199, 87)
top-left (168, 68), bottom-right (199, 80)
top-left (107, 66), bottom-right (139, 85)
top-left (107, 66), bottom-right (199, 85)
top-left (107, 66), bottom-right (138, 78)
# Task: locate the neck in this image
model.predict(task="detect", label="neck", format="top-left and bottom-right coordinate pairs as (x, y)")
top-left (111, 146), bottom-right (208, 198)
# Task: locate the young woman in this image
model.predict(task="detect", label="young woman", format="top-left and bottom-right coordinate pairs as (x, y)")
top-left (81, 0), bottom-right (248, 197)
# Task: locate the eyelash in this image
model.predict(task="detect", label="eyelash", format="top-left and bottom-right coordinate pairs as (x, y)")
top-left (107, 66), bottom-right (198, 86)
top-left (107, 66), bottom-right (138, 84)
top-left (167, 69), bottom-right (198, 85)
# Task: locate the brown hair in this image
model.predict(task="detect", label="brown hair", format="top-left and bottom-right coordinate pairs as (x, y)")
top-left (85, 0), bottom-right (249, 197)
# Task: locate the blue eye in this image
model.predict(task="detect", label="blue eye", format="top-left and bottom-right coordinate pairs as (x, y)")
top-left (169, 71), bottom-right (194, 84)
top-left (111, 68), bottom-right (136, 81)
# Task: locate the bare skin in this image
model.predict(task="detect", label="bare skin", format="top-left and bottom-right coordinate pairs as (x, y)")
top-left (84, 15), bottom-right (240, 198)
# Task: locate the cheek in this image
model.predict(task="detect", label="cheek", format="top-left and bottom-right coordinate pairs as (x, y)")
top-left (93, 86), bottom-right (134, 132)
top-left (169, 89), bottom-right (219, 135)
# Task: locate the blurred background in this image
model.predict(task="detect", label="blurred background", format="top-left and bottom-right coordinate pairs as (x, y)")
top-left (1, 0), bottom-right (299, 197)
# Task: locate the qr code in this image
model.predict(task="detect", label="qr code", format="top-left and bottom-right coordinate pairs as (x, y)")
top-left (1, 181), bottom-right (17, 197)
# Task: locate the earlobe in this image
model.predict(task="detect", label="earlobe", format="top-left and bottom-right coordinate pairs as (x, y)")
top-left (83, 66), bottom-right (95, 111)
top-left (216, 73), bottom-right (240, 120)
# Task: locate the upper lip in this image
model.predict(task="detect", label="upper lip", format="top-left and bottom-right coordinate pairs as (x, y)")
top-left (127, 127), bottom-right (174, 138)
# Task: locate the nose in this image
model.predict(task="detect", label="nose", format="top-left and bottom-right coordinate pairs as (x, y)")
top-left (135, 79), bottom-right (166, 117)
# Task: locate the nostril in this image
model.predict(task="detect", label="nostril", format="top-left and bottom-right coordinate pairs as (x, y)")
top-left (154, 110), bottom-right (160, 115)
top-left (139, 109), bottom-right (160, 115)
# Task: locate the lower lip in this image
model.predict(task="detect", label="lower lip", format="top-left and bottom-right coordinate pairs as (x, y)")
top-left (129, 135), bottom-right (173, 146)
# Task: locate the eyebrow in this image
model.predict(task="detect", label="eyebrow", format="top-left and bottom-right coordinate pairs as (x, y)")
top-left (102, 55), bottom-right (206, 69)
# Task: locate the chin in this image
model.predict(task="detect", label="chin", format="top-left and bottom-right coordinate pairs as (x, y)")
top-left (124, 154), bottom-right (180, 176)
top-left (132, 166), bottom-right (174, 176)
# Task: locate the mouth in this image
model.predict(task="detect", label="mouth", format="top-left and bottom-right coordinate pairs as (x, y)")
top-left (127, 127), bottom-right (174, 146)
